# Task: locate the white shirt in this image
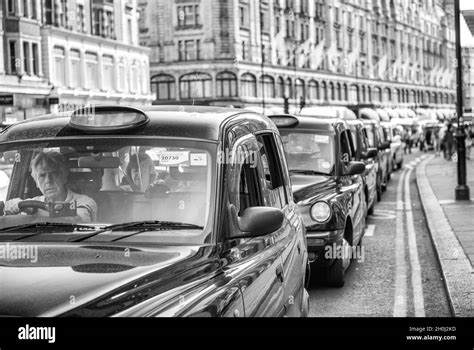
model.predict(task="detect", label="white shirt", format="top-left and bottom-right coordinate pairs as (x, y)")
top-left (32, 190), bottom-right (98, 222)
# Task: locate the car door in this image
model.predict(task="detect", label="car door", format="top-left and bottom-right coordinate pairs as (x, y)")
top-left (339, 129), bottom-right (365, 245)
top-left (255, 132), bottom-right (307, 317)
top-left (220, 132), bottom-right (286, 317)
top-left (361, 127), bottom-right (377, 206)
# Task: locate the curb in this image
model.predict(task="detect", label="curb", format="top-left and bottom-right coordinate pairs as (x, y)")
top-left (415, 155), bottom-right (473, 317)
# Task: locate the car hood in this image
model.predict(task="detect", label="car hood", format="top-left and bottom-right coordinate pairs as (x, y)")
top-left (0, 242), bottom-right (214, 316)
top-left (291, 174), bottom-right (337, 203)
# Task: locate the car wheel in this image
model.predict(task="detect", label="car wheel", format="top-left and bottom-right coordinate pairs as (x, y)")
top-left (368, 201), bottom-right (375, 215)
top-left (397, 160), bottom-right (403, 169)
top-left (325, 239), bottom-right (349, 288)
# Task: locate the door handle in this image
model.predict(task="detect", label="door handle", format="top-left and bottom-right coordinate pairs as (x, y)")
top-left (276, 265), bottom-right (284, 283)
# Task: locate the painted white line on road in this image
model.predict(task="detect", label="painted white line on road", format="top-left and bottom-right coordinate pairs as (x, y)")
top-left (404, 167), bottom-right (426, 317)
top-left (393, 169), bottom-right (407, 317)
top-left (365, 224), bottom-right (376, 237)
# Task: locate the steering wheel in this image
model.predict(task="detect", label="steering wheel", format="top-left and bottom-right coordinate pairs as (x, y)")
top-left (18, 200), bottom-right (47, 214)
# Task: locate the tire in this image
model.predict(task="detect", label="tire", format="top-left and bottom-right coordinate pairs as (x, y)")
top-left (325, 254), bottom-right (345, 287)
top-left (368, 201), bottom-right (375, 215)
top-left (397, 160), bottom-right (403, 169)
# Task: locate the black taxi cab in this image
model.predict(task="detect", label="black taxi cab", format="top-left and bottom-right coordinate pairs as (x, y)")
top-left (269, 114), bottom-right (366, 287)
top-left (0, 105), bottom-right (309, 317)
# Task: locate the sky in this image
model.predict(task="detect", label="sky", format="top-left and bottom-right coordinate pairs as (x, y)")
top-left (461, 0), bottom-right (474, 46)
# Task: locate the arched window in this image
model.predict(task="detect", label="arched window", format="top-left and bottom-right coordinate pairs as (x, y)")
top-left (438, 92), bottom-right (443, 104)
top-left (241, 73), bottom-right (257, 98)
top-left (352, 85), bottom-right (359, 102)
top-left (260, 75), bottom-right (275, 98)
top-left (308, 80), bottom-right (319, 100)
top-left (362, 86), bottom-right (366, 102)
top-left (296, 78), bottom-right (305, 99)
top-left (216, 71), bottom-right (237, 97)
top-left (367, 86), bottom-right (372, 102)
top-left (151, 74), bottom-right (176, 101)
top-left (385, 88), bottom-right (391, 102)
top-left (322, 81), bottom-right (327, 101)
top-left (179, 72), bottom-right (212, 99)
top-left (285, 77), bottom-right (293, 98)
top-left (276, 77), bottom-right (285, 98)
top-left (432, 92), bottom-right (437, 104)
top-left (343, 84), bottom-right (348, 101)
top-left (329, 82), bottom-right (335, 100)
top-left (425, 91), bottom-right (431, 104)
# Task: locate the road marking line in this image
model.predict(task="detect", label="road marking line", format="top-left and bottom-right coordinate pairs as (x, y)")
top-left (404, 167), bottom-right (426, 317)
top-left (365, 224), bottom-right (375, 237)
top-left (393, 169), bottom-right (407, 317)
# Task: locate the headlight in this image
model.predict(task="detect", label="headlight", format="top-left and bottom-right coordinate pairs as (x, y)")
top-left (310, 202), bottom-right (332, 223)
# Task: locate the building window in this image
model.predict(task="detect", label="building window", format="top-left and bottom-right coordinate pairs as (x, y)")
top-left (177, 4), bottom-right (200, 27)
top-left (23, 42), bottom-right (30, 75)
top-left (23, 0), bottom-right (29, 17)
top-left (130, 62), bottom-right (140, 93)
top-left (53, 46), bottom-right (66, 85)
top-left (32, 43), bottom-right (39, 76)
top-left (138, 4), bottom-right (148, 33)
top-left (179, 73), bottom-right (212, 99)
top-left (76, 5), bottom-right (85, 32)
top-left (285, 78), bottom-right (293, 98)
top-left (45, 0), bottom-right (53, 24)
top-left (309, 80), bottom-right (319, 100)
top-left (241, 73), bottom-right (257, 98)
top-left (9, 41), bottom-right (17, 74)
top-left (85, 52), bottom-right (99, 90)
top-left (260, 75), bottom-right (275, 98)
top-left (118, 59), bottom-right (126, 92)
top-left (69, 49), bottom-right (81, 88)
top-left (277, 77), bottom-right (285, 98)
top-left (151, 74), bottom-right (176, 101)
top-left (7, 0), bottom-right (16, 14)
top-left (127, 18), bottom-right (133, 44)
top-left (216, 72), bottom-right (237, 97)
top-left (31, 0), bottom-right (37, 19)
top-left (59, 0), bottom-right (68, 27)
top-left (239, 3), bottom-right (249, 29)
top-left (178, 40), bottom-right (201, 61)
top-left (296, 79), bottom-right (305, 99)
top-left (102, 55), bottom-right (115, 91)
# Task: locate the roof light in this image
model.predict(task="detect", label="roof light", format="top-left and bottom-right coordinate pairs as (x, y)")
top-left (70, 106), bottom-right (149, 132)
top-left (269, 115), bottom-right (299, 127)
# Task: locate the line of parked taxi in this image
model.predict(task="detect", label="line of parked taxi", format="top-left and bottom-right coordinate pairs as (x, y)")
top-left (267, 105), bottom-right (403, 287)
top-left (0, 104), bottom-right (402, 317)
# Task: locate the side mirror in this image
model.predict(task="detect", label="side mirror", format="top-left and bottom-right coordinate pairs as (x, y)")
top-left (363, 148), bottom-right (378, 159)
top-left (344, 161), bottom-right (366, 176)
top-left (237, 207), bottom-right (284, 237)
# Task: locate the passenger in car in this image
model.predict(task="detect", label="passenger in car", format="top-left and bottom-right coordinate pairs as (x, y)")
top-left (4, 151), bottom-right (97, 222)
top-left (121, 147), bottom-right (157, 192)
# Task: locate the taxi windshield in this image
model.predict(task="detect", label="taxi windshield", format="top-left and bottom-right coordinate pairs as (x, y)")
top-left (279, 130), bottom-right (335, 175)
top-left (365, 127), bottom-right (376, 148)
top-left (0, 138), bottom-right (215, 244)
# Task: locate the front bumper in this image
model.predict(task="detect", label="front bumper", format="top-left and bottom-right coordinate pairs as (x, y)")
top-left (306, 229), bottom-right (344, 266)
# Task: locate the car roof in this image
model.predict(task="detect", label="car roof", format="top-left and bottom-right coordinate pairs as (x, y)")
top-left (0, 105), bottom-right (276, 143)
top-left (271, 114), bottom-right (347, 133)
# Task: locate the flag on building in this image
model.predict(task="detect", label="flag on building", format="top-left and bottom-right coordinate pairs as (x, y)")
top-left (298, 39), bottom-right (312, 68)
top-left (310, 39), bottom-right (326, 70)
top-left (326, 41), bottom-right (338, 73)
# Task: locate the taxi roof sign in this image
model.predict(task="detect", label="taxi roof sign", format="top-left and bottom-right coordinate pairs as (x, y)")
top-left (269, 115), bottom-right (299, 127)
top-left (70, 106), bottom-right (149, 132)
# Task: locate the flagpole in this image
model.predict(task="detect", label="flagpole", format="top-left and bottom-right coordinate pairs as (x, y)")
top-left (259, 1), bottom-right (265, 111)
top-left (454, 0), bottom-right (470, 200)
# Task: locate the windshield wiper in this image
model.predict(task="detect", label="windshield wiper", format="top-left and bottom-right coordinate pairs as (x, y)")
top-left (289, 169), bottom-right (331, 176)
top-left (0, 222), bottom-right (99, 241)
top-left (69, 220), bottom-right (204, 243)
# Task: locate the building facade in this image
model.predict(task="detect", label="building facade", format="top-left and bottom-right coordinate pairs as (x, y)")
top-left (141, 0), bottom-right (456, 111)
top-left (0, 0), bottom-right (153, 123)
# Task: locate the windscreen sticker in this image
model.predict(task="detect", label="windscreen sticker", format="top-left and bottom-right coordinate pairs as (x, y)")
top-left (321, 161), bottom-right (331, 169)
top-left (314, 135), bottom-right (329, 144)
top-left (190, 153), bottom-right (207, 166)
top-left (158, 151), bottom-right (189, 166)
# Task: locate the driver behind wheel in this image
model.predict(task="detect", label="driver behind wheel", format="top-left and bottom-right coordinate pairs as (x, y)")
top-left (4, 151), bottom-right (97, 222)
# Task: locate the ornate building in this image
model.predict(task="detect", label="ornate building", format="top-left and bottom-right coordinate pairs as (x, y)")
top-left (0, 0), bottom-right (153, 123)
top-left (141, 0), bottom-right (456, 111)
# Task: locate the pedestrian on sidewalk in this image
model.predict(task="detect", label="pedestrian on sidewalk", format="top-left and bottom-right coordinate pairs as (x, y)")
top-left (465, 125), bottom-right (472, 160)
top-left (433, 125), bottom-right (441, 157)
top-left (442, 123), bottom-right (455, 160)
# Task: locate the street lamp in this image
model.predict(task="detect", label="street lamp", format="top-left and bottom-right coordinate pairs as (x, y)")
top-left (454, 0), bottom-right (470, 200)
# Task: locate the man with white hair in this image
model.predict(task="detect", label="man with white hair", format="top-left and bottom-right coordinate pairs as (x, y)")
top-left (4, 151), bottom-right (97, 222)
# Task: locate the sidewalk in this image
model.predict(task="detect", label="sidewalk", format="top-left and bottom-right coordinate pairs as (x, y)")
top-left (416, 153), bottom-right (473, 317)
